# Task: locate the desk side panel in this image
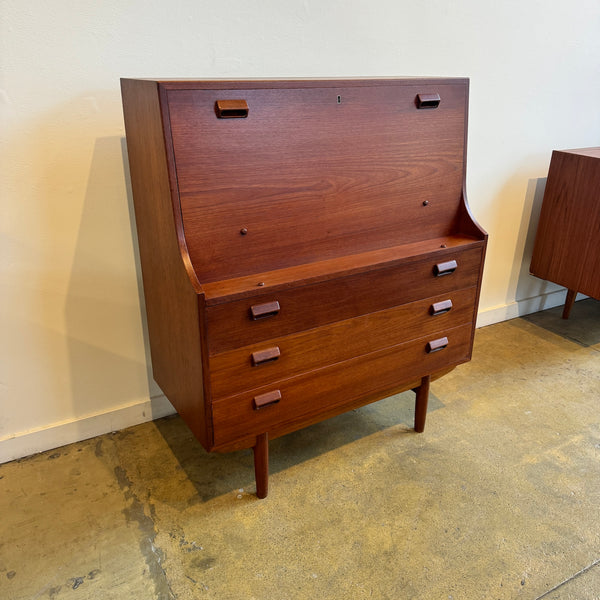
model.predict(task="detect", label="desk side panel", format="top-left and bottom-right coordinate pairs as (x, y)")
top-left (121, 79), bottom-right (210, 448)
top-left (572, 154), bottom-right (600, 299)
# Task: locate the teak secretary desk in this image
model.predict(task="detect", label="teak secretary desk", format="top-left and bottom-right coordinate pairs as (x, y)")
top-left (121, 77), bottom-right (487, 498)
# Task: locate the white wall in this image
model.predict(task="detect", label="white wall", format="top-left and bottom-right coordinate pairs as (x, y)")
top-left (1, 0), bottom-right (599, 461)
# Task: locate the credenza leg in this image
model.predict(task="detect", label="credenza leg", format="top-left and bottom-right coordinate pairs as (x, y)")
top-left (562, 288), bottom-right (577, 320)
top-left (414, 375), bottom-right (430, 433)
top-left (253, 432), bottom-right (269, 499)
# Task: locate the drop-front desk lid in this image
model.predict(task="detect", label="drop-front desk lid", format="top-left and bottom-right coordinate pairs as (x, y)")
top-left (124, 77), bottom-right (484, 301)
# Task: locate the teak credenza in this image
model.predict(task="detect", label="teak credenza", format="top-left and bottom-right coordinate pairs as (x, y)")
top-left (530, 147), bottom-right (600, 319)
top-left (121, 77), bottom-right (487, 498)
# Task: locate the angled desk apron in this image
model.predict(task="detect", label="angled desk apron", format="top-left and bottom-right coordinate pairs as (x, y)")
top-left (121, 78), bottom-right (487, 498)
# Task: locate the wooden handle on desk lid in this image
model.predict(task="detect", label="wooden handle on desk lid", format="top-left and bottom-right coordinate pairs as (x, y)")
top-left (215, 99), bottom-right (249, 118)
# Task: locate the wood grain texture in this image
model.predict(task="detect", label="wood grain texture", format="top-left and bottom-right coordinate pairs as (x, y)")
top-left (211, 323), bottom-right (473, 447)
top-left (166, 81), bottom-right (468, 282)
top-left (531, 148), bottom-right (600, 301)
top-left (212, 366), bottom-right (458, 454)
top-left (120, 79), bottom-right (210, 448)
top-left (202, 234), bottom-right (482, 304)
top-left (156, 77), bottom-right (470, 90)
top-left (206, 245), bottom-right (483, 354)
top-left (121, 78), bottom-right (487, 495)
top-left (209, 287), bottom-right (477, 399)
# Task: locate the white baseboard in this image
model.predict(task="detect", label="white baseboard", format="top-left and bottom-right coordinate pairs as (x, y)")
top-left (0, 395), bottom-right (176, 464)
top-left (476, 288), bottom-right (585, 328)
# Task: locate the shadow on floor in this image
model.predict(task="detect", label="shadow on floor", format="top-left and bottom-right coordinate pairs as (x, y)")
top-left (522, 298), bottom-right (600, 347)
top-left (153, 390), bottom-right (443, 502)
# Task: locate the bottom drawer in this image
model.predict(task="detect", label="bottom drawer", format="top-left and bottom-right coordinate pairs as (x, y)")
top-left (211, 323), bottom-right (473, 448)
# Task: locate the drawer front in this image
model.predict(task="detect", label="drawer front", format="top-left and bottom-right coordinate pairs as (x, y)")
top-left (211, 323), bottom-right (473, 447)
top-left (207, 245), bottom-right (483, 354)
top-left (209, 287), bottom-right (477, 399)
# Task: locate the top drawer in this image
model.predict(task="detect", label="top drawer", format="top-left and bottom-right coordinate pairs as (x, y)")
top-left (207, 245), bottom-right (483, 354)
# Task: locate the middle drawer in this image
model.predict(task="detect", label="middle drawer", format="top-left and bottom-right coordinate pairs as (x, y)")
top-left (209, 287), bottom-right (477, 400)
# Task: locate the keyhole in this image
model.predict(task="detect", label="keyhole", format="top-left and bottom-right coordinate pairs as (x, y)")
top-left (337, 95), bottom-right (341, 104)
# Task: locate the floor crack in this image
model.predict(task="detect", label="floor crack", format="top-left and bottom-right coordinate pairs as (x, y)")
top-left (535, 557), bottom-right (600, 599)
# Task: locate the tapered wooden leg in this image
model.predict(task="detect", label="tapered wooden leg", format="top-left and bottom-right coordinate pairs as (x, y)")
top-left (562, 288), bottom-right (577, 320)
top-left (414, 375), bottom-right (430, 433)
top-left (253, 432), bottom-right (269, 499)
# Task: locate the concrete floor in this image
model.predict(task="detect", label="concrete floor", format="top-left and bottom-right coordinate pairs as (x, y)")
top-left (1, 299), bottom-right (599, 600)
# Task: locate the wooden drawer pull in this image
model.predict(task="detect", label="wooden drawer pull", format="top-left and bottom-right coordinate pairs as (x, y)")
top-left (433, 260), bottom-right (458, 277)
top-left (251, 346), bottom-right (281, 366)
top-left (426, 337), bottom-right (449, 353)
top-left (416, 93), bottom-right (441, 109)
top-left (250, 301), bottom-right (280, 320)
top-left (253, 390), bottom-right (281, 410)
top-left (430, 299), bottom-right (453, 316)
top-left (215, 99), bottom-right (249, 118)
